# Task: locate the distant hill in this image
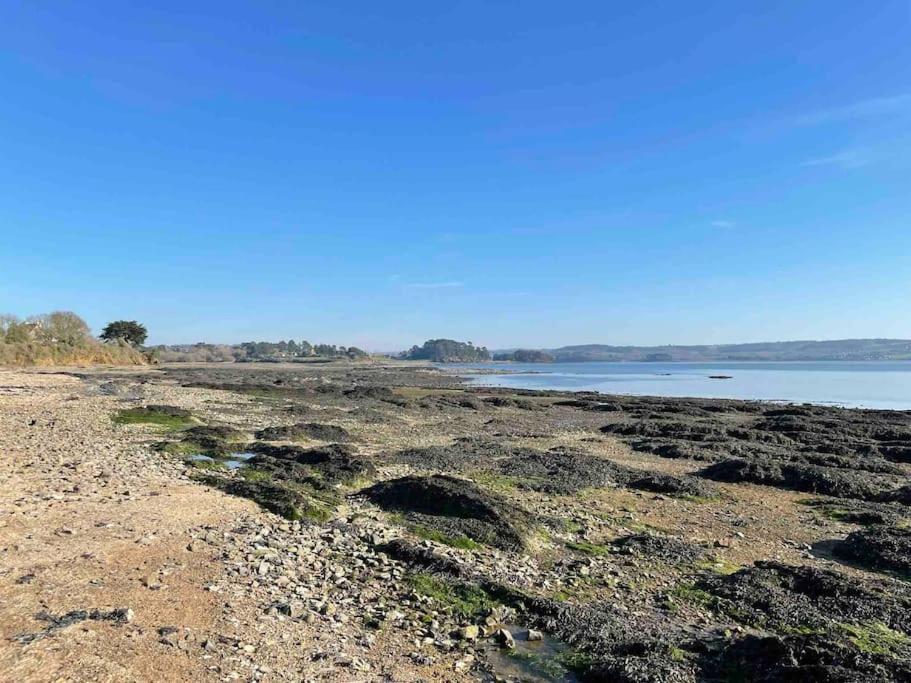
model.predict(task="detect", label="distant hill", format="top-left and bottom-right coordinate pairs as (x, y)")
top-left (515, 339), bottom-right (911, 362)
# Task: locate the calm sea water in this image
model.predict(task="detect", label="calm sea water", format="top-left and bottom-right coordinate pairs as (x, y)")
top-left (446, 361), bottom-right (911, 410)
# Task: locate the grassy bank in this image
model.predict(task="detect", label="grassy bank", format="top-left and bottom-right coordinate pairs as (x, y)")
top-left (0, 311), bottom-right (149, 367)
top-left (0, 339), bottom-right (148, 367)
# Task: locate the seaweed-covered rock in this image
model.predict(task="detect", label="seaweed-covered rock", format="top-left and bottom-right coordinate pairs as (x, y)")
top-left (375, 538), bottom-right (469, 576)
top-left (247, 443), bottom-right (374, 487)
top-left (483, 396), bottom-right (544, 411)
top-left (553, 398), bottom-right (624, 412)
top-left (179, 425), bottom-right (246, 453)
top-left (375, 538), bottom-right (694, 683)
top-left (495, 448), bottom-right (633, 494)
top-left (183, 425), bottom-right (245, 442)
top-left (585, 644), bottom-right (698, 683)
top-left (248, 442), bottom-right (353, 461)
top-left (155, 423), bottom-right (247, 457)
top-left (885, 485), bottom-right (911, 506)
top-left (698, 458), bottom-right (897, 502)
top-left (629, 439), bottom-right (727, 462)
top-left (834, 526), bottom-right (911, 574)
top-left (879, 443), bottom-right (911, 464)
top-left (199, 476), bottom-right (322, 521)
top-left (342, 386), bottom-right (403, 403)
top-left (613, 534), bottom-right (706, 564)
top-left (393, 439), bottom-right (525, 472)
top-left (698, 561), bottom-right (911, 634)
top-left (417, 395), bottom-right (483, 411)
top-left (254, 422), bottom-right (352, 442)
top-left (362, 475), bottom-right (531, 550)
top-left (625, 472), bottom-right (718, 499)
top-left (802, 498), bottom-right (905, 526)
top-left (516, 597), bottom-right (697, 683)
top-left (710, 632), bottom-right (911, 683)
top-left (602, 421), bottom-right (727, 442)
top-left (141, 404), bottom-right (192, 418)
top-left (397, 440), bottom-right (717, 498)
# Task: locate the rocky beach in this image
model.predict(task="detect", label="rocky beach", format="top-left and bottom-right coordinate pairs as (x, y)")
top-left (2, 361), bottom-right (910, 682)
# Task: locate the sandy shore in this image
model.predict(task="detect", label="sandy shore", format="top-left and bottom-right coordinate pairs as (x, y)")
top-left (1, 363), bottom-right (909, 682)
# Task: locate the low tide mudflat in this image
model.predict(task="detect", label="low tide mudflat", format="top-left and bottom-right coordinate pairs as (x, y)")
top-left (2, 361), bottom-right (910, 682)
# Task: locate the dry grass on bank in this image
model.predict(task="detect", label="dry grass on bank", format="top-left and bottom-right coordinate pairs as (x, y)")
top-left (0, 339), bottom-right (149, 367)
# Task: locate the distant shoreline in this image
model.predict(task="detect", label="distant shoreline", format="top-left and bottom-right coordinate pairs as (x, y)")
top-left (447, 359), bottom-right (911, 410)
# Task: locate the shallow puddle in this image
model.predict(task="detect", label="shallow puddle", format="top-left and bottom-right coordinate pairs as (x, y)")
top-left (484, 625), bottom-right (579, 683)
top-left (190, 452), bottom-right (255, 470)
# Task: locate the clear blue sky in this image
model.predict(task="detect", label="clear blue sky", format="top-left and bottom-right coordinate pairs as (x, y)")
top-left (1, 2), bottom-right (909, 350)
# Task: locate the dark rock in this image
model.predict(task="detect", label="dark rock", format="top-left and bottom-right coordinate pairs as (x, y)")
top-left (169, 425), bottom-right (247, 455)
top-left (495, 447), bottom-right (633, 494)
top-left (483, 396), bottom-right (544, 411)
top-left (342, 386), bottom-right (401, 402)
top-left (625, 472), bottom-right (717, 499)
top-left (698, 458), bottom-right (898, 502)
top-left (254, 422), bottom-right (352, 442)
top-left (613, 534), bottom-right (706, 564)
top-left (362, 475), bottom-right (531, 550)
top-left (133, 405), bottom-right (192, 418)
top-left (198, 475), bottom-right (324, 521)
top-left (709, 632), bottom-right (911, 682)
top-left (182, 425), bottom-right (245, 442)
top-left (834, 526), bottom-right (911, 574)
top-left (698, 561), bottom-right (911, 635)
top-left (246, 442), bottom-right (374, 488)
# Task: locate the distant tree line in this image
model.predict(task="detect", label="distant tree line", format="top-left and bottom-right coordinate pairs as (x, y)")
top-left (238, 340), bottom-right (367, 361)
top-left (401, 339), bottom-right (490, 362)
top-left (492, 349), bottom-right (554, 363)
top-left (150, 340), bottom-right (368, 363)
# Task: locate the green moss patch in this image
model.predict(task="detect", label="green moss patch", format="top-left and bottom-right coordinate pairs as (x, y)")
top-left (113, 406), bottom-right (195, 431)
top-left (410, 524), bottom-right (482, 550)
top-left (669, 584), bottom-right (718, 609)
top-left (695, 557), bottom-right (741, 575)
top-left (240, 468), bottom-right (273, 483)
top-left (407, 573), bottom-right (497, 618)
top-left (470, 471), bottom-right (522, 491)
top-left (566, 540), bottom-right (611, 556)
top-left (840, 622), bottom-right (911, 656)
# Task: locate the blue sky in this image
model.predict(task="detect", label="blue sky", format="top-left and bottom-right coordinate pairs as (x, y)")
top-left (1, 2), bottom-right (909, 349)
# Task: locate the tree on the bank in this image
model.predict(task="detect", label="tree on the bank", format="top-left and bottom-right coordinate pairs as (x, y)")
top-left (38, 311), bottom-right (92, 346)
top-left (100, 320), bottom-right (148, 347)
top-left (346, 346), bottom-right (367, 359)
top-left (402, 339), bottom-right (491, 362)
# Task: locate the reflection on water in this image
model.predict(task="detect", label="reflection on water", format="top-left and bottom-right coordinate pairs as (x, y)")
top-left (190, 452), bottom-right (255, 470)
top-left (484, 625), bottom-right (579, 683)
top-left (447, 361), bottom-right (911, 410)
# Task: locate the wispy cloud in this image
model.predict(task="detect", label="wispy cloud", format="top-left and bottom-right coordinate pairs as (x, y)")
top-left (793, 94), bottom-right (911, 126)
top-left (800, 149), bottom-right (870, 169)
top-left (404, 281), bottom-right (464, 289)
top-left (711, 220), bottom-right (736, 228)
